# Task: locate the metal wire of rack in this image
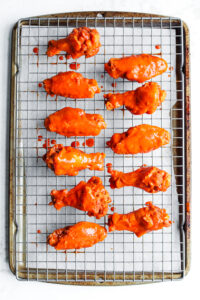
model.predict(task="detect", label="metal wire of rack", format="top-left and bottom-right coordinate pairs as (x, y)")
top-left (13, 14), bottom-right (185, 284)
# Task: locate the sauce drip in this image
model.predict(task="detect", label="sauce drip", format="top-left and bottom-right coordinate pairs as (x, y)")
top-left (106, 163), bottom-right (113, 174)
top-left (112, 82), bottom-right (117, 88)
top-left (155, 44), bottom-right (161, 50)
top-left (69, 62), bottom-right (80, 70)
top-left (59, 55), bottom-right (64, 60)
top-left (51, 139), bottom-right (56, 145)
top-left (38, 135), bottom-right (43, 141)
top-left (42, 138), bottom-right (51, 149)
top-left (101, 75), bottom-right (104, 78)
top-left (33, 47), bottom-right (39, 54)
top-left (71, 141), bottom-right (80, 148)
top-left (38, 83), bottom-right (43, 88)
top-left (111, 207), bottom-right (116, 212)
top-left (37, 230), bottom-right (41, 234)
top-left (85, 138), bottom-right (94, 147)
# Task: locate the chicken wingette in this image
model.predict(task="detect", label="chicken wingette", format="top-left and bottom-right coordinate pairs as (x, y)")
top-left (107, 165), bottom-right (171, 193)
top-left (46, 27), bottom-right (101, 59)
top-left (107, 124), bottom-right (170, 154)
top-left (50, 177), bottom-right (111, 218)
top-left (43, 144), bottom-right (105, 176)
top-left (105, 54), bottom-right (168, 83)
top-left (48, 222), bottom-right (107, 250)
top-left (108, 202), bottom-right (171, 237)
top-left (44, 107), bottom-right (106, 137)
top-left (43, 71), bottom-right (100, 99)
top-left (104, 82), bottom-right (166, 115)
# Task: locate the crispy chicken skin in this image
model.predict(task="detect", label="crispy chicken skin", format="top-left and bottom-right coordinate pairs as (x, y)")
top-left (46, 27), bottom-right (101, 59)
top-left (105, 54), bottom-right (168, 82)
top-left (50, 176), bottom-right (112, 218)
top-left (44, 107), bottom-right (106, 137)
top-left (108, 202), bottom-right (171, 237)
top-left (107, 124), bottom-right (170, 154)
top-left (43, 71), bottom-right (101, 99)
top-left (108, 166), bottom-right (171, 193)
top-left (48, 221), bottom-right (107, 250)
top-left (104, 82), bottom-right (166, 115)
top-left (43, 144), bottom-right (105, 176)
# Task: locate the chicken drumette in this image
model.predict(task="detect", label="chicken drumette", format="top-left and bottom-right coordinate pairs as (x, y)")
top-left (43, 144), bottom-right (105, 176)
top-left (108, 202), bottom-right (171, 237)
top-left (105, 54), bottom-right (168, 83)
top-left (50, 176), bottom-right (111, 218)
top-left (104, 82), bottom-right (166, 115)
top-left (107, 165), bottom-right (171, 193)
top-left (43, 71), bottom-right (100, 99)
top-left (107, 124), bottom-right (170, 155)
top-left (48, 222), bottom-right (107, 250)
top-left (46, 27), bottom-right (101, 59)
top-left (45, 107), bottom-right (106, 137)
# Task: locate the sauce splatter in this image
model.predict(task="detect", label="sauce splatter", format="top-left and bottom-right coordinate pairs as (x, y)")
top-left (34, 202), bottom-right (37, 206)
top-left (168, 74), bottom-right (171, 77)
top-left (42, 138), bottom-right (51, 149)
top-left (112, 82), bottom-right (117, 88)
top-left (85, 138), bottom-right (95, 147)
top-left (155, 44), bottom-right (161, 50)
top-left (101, 85), bottom-right (103, 88)
top-left (59, 55), bottom-right (64, 61)
top-left (101, 75), bottom-right (104, 78)
top-left (82, 142), bottom-right (85, 146)
top-left (111, 207), bottom-right (116, 212)
top-left (37, 230), bottom-right (41, 234)
top-left (33, 47), bottom-right (39, 54)
top-left (66, 54), bottom-right (71, 59)
top-left (51, 139), bottom-right (56, 145)
top-left (38, 135), bottom-right (43, 141)
top-left (38, 83), bottom-right (43, 88)
top-left (69, 62), bottom-right (80, 70)
top-left (49, 202), bottom-right (53, 206)
top-left (169, 66), bottom-right (174, 71)
top-left (71, 141), bottom-right (80, 148)
top-left (106, 163), bottom-right (113, 173)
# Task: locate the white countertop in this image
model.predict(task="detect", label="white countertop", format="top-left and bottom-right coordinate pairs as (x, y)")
top-left (0, 0), bottom-right (199, 299)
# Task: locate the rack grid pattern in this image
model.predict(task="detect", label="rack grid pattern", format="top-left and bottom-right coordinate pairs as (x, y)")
top-left (14, 16), bottom-right (185, 284)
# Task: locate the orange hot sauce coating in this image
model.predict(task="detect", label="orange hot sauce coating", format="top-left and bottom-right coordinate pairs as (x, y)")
top-left (107, 124), bottom-right (170, 154)
top-left (44, 107), bottom-right (106, 137)
top-left (104, 82), bottom-right (166, 115)
top-left (46, 27), bottom-right (101, 59)
top-left (43, 71), bottom-right (101, 99)
top-left (43, 144), bottom-right (105, 176)
top-left (48, 221), bottom-right (107, 250)
top-left (108, 202), bottom-right (171, 237)
top-left (108, 166), bottom-right (171, 193)
top-left (50, 176), bottom-right (111, 218)
top-left (105, 54), bottom-right (168, 83)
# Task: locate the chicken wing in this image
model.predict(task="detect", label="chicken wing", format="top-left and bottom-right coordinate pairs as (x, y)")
top-left (45, 107), bottom-right (106, 137)
top-left (105, 54), bottom-right (168, 82)
top-left (108, 202), bottom-right (171, 237)
top-left (46, 27), bottom-right (101, 59)
top-left (48, 221), bottom-right (107, 250)
top-left (104, 82), bottom-right (166, 115)
top-left (107, 124), bottom-right (170, 154)
top-left (43, 71), bottom-right (100, 98)
top-left (108, 165), bottom-right (171, 193)
top-left (50, 176), bottom-right (111, 218)
top-left (43, 144), bottom-right (105, 176)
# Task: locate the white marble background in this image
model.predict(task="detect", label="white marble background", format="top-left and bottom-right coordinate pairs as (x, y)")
top-left (0, 0), bottom-right (199, 299)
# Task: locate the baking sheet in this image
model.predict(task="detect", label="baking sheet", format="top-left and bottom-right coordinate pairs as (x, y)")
top-left (15, 19), bottom-right (185, 281)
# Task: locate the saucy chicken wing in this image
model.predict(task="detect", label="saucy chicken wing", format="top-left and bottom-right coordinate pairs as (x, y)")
top-left (107, 124), bottom-right (170, 154)
top-left (48, 221), bottom-right (107, 250)
top-left (43, 71), bottom-right (100, 99)
top-left (46, 27), bottom-right (101, 59)
top-left (104, 82), bottom-right (166, 115)
top-left (105, 54), bottom-right (168, 83)
top-left (50, 176), bottom-right (111, 218)
top-left (43, 144), bottom-right (105, 176)
top-left (108, 165), bottom-right (171, 193)
top-left (108, 202), bottom-right (171, 237)
top-left (45, 107), bottom-right (106, 137)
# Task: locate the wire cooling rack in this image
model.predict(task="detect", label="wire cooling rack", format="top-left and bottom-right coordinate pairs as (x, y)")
top-left (10, 12), bottom-right (188, 284)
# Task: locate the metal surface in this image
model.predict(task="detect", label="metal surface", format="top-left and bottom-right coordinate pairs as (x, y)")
top-left (9, 11), bottom-right (190, 285)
